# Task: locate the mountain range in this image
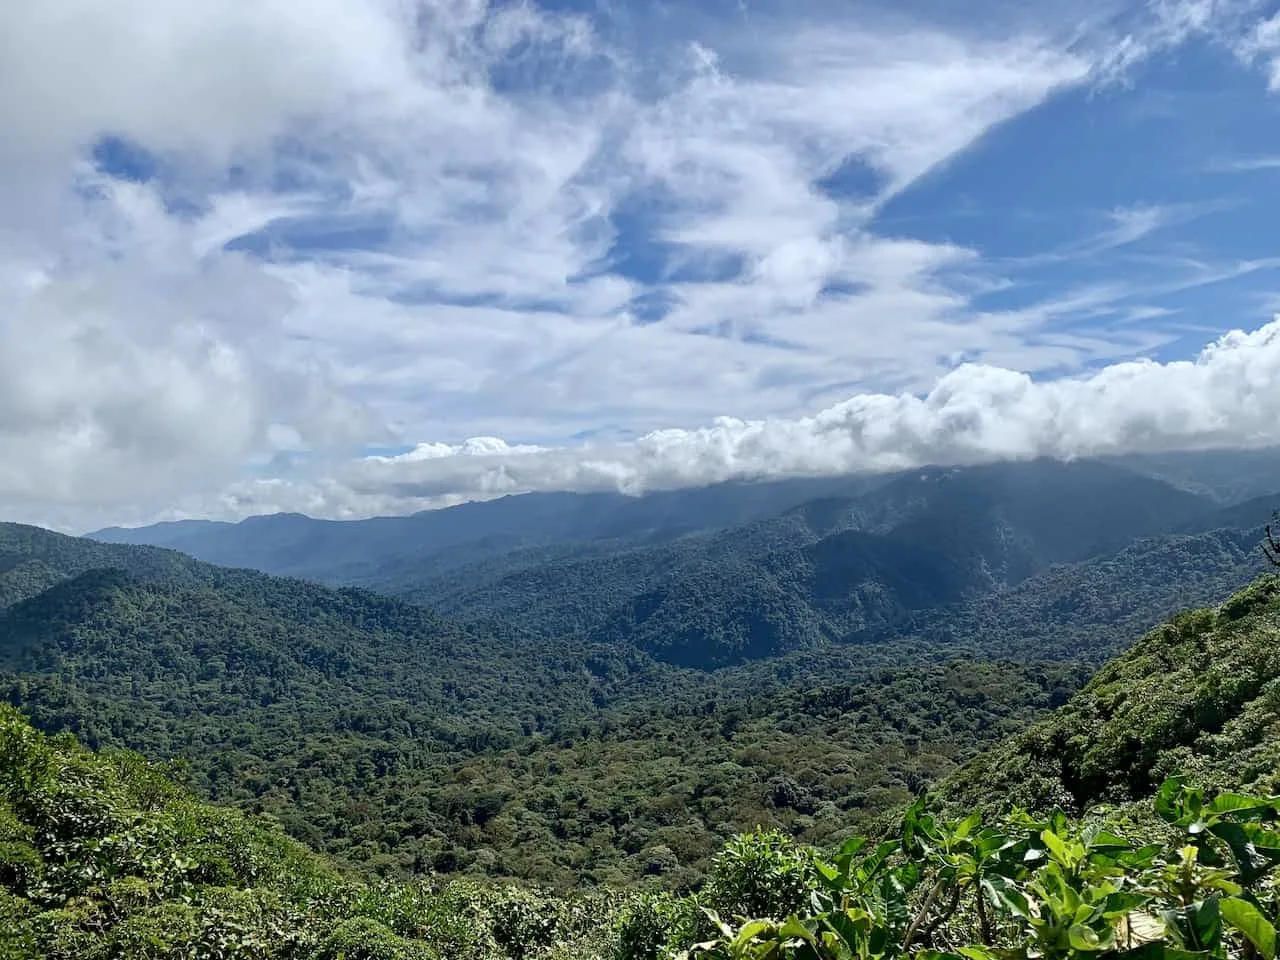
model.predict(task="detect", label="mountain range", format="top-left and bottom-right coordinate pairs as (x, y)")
top-left (0, 453), bottom-right (1271, 883)
top-left (5, 558), bottom-right (1280, 958)
top-left (92, 455), bottom-right (1279, 668)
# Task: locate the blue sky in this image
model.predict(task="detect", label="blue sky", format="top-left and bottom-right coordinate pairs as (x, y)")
top-left (3, 0), bottom-right (1280, 529)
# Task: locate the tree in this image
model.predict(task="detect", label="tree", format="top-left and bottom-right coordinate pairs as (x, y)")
top-left (1267, 513), bottom-right (1280, 568)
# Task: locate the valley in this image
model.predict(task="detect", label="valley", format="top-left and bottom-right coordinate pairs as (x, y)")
top-left (4, 454), bottom-right (1280, 957)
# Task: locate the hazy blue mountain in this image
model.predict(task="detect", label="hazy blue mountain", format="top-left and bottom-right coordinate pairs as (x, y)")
top-left (89, 456), bottom-right (1280, 670)
top-left (90, 474), bottom-right (892, 578)
top-left (1104, 446), bottom-right (1280, 504)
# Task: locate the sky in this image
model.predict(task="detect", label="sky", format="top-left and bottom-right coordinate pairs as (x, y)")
top-left (5, 0), bottom-right (1280, 531)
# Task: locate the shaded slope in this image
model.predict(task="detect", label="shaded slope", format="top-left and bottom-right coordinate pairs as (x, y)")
top-left (586, 463), bottom-right (1234, 667)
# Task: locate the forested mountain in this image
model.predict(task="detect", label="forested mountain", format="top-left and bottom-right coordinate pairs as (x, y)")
top-left (0, 521), bottom-right (1092, 883)
top-left (8, 573), bottom-right (1280, 959)
top-left (0, 523), bottom-right (207, 609)
top-left (941, 573), bottom-right (1280, 814)
top-left (90, 458), bottom-right (1280, 670)
top-left (91, 473), bottom-right (892, 580)
top-left (4, 494), bottom-right (1280, 889)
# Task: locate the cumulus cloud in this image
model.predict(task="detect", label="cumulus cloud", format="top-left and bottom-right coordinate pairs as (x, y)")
top-left (132, 317), bottom-right (1278, 526)
top-left (1, 0), bottom-right (1279, 532)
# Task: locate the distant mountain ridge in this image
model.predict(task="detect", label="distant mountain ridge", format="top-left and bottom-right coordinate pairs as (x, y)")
top-left (6, 454), bottom-right (1280, 881)
top-left (88, 456), bottom-right (1280, 668)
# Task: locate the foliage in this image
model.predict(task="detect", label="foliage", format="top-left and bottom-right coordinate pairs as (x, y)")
top-left (673, 780), bottom-right (1280, 960)
top-left (0, 705), bottom-right (625, 960)
top-left (940, 575), bottom-right (1280, 815)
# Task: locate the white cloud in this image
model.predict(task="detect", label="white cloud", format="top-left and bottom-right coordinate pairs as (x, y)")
top-left (1, 0), bottom-right (1279, 532)
top-left (340, 315), bottom-right (1280, 493)
top-left (74, 316), bottom-right (1278, 529)
top-left (1239, 10), bottom-right (1280, 89)
top-left (1207, 155), bottom-right (1280, 172)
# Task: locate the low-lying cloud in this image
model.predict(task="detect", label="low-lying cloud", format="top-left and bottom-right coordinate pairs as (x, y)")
top-left (149, 317), bottom-right (1279, 526)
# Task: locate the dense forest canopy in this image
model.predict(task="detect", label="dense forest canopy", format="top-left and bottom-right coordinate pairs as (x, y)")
top-left (5, 571), bottom-right (1280, 959)
top-left (3, 463), bottom-right (1280, 883)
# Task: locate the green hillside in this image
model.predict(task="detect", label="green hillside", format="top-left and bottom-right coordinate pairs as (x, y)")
top-left (0, 705), bottom-right (619, 960)
top-left (4, 512), bottom-right (1279, 892)
top-left (942, 573), bottom-right (1280, 814)
top-left (92, 460), bottom-right (1280, 672)
top-left (0, 526), bottom-right (1087, 884)
top-left (10, 569), bottom-right (1280, 960)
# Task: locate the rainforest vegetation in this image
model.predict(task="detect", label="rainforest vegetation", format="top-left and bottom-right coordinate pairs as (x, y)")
top-left (4, 461), bottom-right (1280, 958)
top-left (3, 565), bottom-right (1280, 959)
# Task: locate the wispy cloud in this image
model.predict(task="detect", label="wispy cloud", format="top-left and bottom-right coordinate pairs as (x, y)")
top-left (3, 0), bottom-right (1280, 530)
top-left (86, 317), bottom-right (1280, 529)
top-left (1207, 155), bottom-right (1280, 172)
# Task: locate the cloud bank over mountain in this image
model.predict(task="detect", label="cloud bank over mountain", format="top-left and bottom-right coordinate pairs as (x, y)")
top-left (83, 318), bottom-right (1280, 528)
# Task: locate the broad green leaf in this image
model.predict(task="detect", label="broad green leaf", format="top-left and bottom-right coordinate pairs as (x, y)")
top-left (1069, 923), bottom-right (1114, 951)
top-left (1086, 830), bottom-right (1134, 853)
top-left (824, 909), bottom-right (865, 952)
top-left (1187, 897), bottom-right (1222, 952)
top-left (778, 917), bottom-right (817, 946)
top-left (733, 920), bottom-right (775, 946)
top-left (837, 836), bottom-right (869, 859)
top-left (1207, 793), bottom-right (1278, 819)
top-left (815, 861), bottom-right (840, 883)
top-left (983, 876), bottom-right (1034, 920)
top-left (1208, 822), bottom-right (1275, 883)
top-left (1156, 778), bottom-right (1190, 825)
top-left (954, 812), bottom-right (983, 841)
top-left (1221, 897), bottom-right (1277, 960)
top-left (1041, 829), bottom-right (1073, 866)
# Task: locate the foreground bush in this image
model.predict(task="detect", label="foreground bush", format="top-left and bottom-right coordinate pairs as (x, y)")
top-left (670, 779), bottom-right (1280, 960)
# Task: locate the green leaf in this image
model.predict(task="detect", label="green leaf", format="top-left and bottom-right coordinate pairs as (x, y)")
top-left (1187, 897), bottom-right (1222, 952)
top-left (1209, 822), bottom-right (1276, 883)
top-left (954, 812), bottom-right (983, 841)
top-left (823, 909), bottom-right (866, 952)
top-left (837, 836), bottom-right (869, 860)
top-left (814, 861), bottom-right (840, 884)
top-left (733, 920), bottom-right (774, 946)
top-left (1086, 830), bottom-right (1134, 853)
top-left (1156, 778), bottom-right (1190, 825)
top-left (1069, 923), bottom-right (1114, 951)
top-left (777, 917), bottom-right (817, 946)
top-left (983, 876), bottom-right (1034, 920)
top-left (1221, 897), bottom-right (1277, 960)
top-left (1207, 794), bottom-right (1278, 820)
top-left (1041, 829), bottom-right (1074, 866)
